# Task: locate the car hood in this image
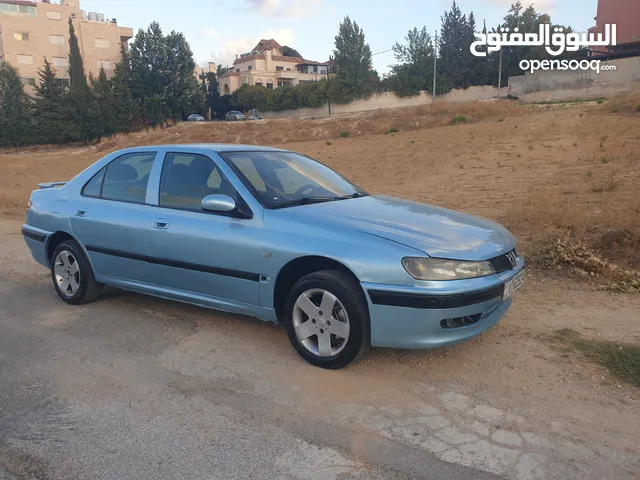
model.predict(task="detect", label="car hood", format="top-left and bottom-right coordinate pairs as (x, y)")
top-left (284, 195), bottom-right (516, 260)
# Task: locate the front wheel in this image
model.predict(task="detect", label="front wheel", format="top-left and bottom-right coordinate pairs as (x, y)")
top-left (283, 270), bottom-right (370, 369)
top-left (51, 240), bottom-right (103, 305)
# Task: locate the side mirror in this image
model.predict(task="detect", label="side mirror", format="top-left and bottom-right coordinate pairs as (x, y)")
top-left (201, 194), bottom-right (236, 213)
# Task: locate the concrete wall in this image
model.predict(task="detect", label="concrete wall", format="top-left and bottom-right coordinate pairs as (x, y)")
top-left (263, 86), bottom-right (499, 119)
top-left (508, 57), bottom-right (640, 102)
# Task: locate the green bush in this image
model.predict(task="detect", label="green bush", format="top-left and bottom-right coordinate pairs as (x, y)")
top-left (340, 131), bottom-right (349, 138)
top-left (450, 115), bottom-right (467, 125)
top-left (387, 127), bottom-right (399, 134)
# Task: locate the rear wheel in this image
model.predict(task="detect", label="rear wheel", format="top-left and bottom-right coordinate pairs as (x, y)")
top-left (51, 240), bottom-right (103, 305)
top-left (283, 270), bottom-right (370, 369)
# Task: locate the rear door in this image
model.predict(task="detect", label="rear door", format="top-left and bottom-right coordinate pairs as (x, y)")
top-left (69, 151), bottom-right (159, 284)
top-left (146, 151), bottom-right (262, 306)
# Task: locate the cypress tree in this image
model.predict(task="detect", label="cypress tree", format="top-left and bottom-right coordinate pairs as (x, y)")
top-left (34, 58), bottom-right (72, 144)
top-left (67, 17), bottom-right (99, 142)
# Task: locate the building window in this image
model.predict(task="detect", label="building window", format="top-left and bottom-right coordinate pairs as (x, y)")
top-left (14, 32), bottom-right (29, 41)
top-left (57, 78), bottom-right (70, 88)
top-left (286, 68), bottom-right (291, 71)
top-left (95, 38), bottom-right (109, 48)
top-left (21, 77), bottom-right (36, 86)
top-left (49, 34), bottom-right (65, 45)
top-left (276, 66), bottom-right (283, 71)
top-left (46, 10), bottom-right (62, 20)
top-left (266, 82), bottom-right (273, 90)
top-left (0, 3), bottom-right (36, 16)
top-left (247, 65), bottom-right (252, 70)
top-left (52, 57), bottom-right (68, 67)
top-left (16, 54), bottom-right (33, 64)
top-left (318, 66), bottom-right (328, 74)
top-left (255, 82), bottom-right (262, 87)
top-left (98, 60), bottom-right (112, 70)
top-left (277, 81), bottom-right (282, 87)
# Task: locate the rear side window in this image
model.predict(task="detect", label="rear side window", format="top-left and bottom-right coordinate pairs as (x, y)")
top-left (82, 166), bottom-right (106, 197)
top-left (82, 152), bottom-right (156, 203)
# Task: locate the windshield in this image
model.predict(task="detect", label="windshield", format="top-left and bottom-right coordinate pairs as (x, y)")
top-left (221, 151), bottom-right (367, 209)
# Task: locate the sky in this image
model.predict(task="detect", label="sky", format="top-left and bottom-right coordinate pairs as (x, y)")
top-left (78, 0), bottom-right (599, 74)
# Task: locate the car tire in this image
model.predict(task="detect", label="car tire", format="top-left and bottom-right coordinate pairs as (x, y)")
top-left (283, 270), bottom-right (371, 369)
top-left (51, 240), bottom-right (103, 305)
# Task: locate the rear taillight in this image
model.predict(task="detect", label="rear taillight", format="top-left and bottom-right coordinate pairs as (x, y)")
top-left (27, 200), bottom-right (32, 212)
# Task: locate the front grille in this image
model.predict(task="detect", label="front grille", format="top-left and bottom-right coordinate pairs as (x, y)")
top-left (489, 249), bottom-right (517, 274)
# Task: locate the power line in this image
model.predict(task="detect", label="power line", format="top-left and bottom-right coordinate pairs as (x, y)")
top-left (372, 47), bottom-right (395, 56)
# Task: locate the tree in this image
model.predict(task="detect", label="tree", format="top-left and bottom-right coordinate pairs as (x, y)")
top-left (0, 61), bottom-right (31, 149)
top-left (68, 17), bottom-right (99, 142)
top-left (131, 22), bottom-right (170, 127)
top-left (130, 22), bottom-right (200, 126)
top-left (232, 84), bottom-right (270, 112)
top-left (201, 71), bottom-right (219, 115)
top-left (391, 26), bottom-right (436, 96)
top-left (439, 1), bottom-right (480, 89)
top-left (165, 30), bottom-right (200, 120)
top-left (332, 16), bottom-right (373, 102)
top-left (34, 58), bottom-right (72, 144)
top-left (491, 2), bottom-right (584, 83)
top-left (111, 45), bottom-right (138, 132)
top-left (216, 64), bottom-right (230, 77)
top-left (92, 66), bottom-right (116, 138)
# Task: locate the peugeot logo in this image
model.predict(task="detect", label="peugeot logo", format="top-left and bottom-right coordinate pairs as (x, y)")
top-left (506, 251), bottom-right (518, 268)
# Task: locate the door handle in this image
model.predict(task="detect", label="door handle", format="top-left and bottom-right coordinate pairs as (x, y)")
top-left (153, 219), bottom-right (170, 229)
top-left (75, 210), bottom-right (86, 217)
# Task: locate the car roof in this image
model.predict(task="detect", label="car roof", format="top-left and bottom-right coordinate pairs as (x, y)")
top-left (112, 144), bottom-right (290, 154)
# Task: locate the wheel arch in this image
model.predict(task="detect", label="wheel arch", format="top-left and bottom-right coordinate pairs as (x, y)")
top-left (46, 230), bottom-right (88, 266)
top-left (273, 255), bottom-right (362, 321)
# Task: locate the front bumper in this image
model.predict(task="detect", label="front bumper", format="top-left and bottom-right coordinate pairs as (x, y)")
top-left (363, 260), bottom-right (525, 349)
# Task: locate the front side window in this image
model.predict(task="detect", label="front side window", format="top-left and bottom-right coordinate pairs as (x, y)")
top-left (159, 153), bottom-right (238, 211)
top-left (221, 151), bottom-right (366, 209)
top-left (82, 152), bottom-right (156, 203)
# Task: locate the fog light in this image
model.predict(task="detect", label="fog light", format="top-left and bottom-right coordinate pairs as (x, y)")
top-left (440, 314), bottom-right (482, 329)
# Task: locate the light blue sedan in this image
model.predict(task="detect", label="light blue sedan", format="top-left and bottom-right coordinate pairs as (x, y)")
top-left (22, 145), bottom-right (525, 368)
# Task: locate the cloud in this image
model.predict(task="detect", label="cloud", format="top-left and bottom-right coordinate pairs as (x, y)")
top-left (488, 0), bottom-right (555, 12)
top-left (245, 0), bottom-right (322, 18)
top-left (200, 28), bottom-right (216, 40)
top-left (204, 28), bottom-right (296, 68)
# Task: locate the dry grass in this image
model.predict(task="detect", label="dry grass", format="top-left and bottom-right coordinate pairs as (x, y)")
top-left (1, 94), bottom-right (639, 284)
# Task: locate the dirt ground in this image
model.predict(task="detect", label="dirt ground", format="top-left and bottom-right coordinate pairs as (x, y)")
top-left (1, 96), bottom-right (639, 479)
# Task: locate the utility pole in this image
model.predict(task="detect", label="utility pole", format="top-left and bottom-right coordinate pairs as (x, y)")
top-left (432, 30), bottom-right (438, 101)
top-left (498, 48), bottom-right (503, 97)
top-left (327, 55), bottom-right (333, 115)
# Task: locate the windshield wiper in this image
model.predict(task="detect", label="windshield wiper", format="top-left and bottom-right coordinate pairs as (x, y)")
top-left (332, 192), bottom-right (369, 201)
top-left (273, 197), bottom-right (336, 209)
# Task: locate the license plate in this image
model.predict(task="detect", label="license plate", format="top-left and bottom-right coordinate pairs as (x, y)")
top-left (503, 270), bottom-right (525, 299)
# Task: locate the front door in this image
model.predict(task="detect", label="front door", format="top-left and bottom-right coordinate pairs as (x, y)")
top-left (69, 151), bottom-right (158, 283)
top-left (146, 152), bottom-right (262, 306)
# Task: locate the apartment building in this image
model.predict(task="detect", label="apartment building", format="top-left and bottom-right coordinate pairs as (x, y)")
top-left (219, 39), bottom-right (330, 94)
top-left (0, 0), bottom-right (133, 89)
top-left (588, 0), bottom-right (640, 57)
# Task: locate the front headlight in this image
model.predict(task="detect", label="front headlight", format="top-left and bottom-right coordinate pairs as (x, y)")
top-left (402, 257), bottom-right (496, 281)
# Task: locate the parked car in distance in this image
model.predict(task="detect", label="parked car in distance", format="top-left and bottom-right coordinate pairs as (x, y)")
top-left (225, 111), bottom-right (246, 121)
top-left (188, 114), bottom-right (205, 122)
top-left (247, 109), bottom-right (263, 120)
top-left (22, 145), bottom-right (525, 369)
